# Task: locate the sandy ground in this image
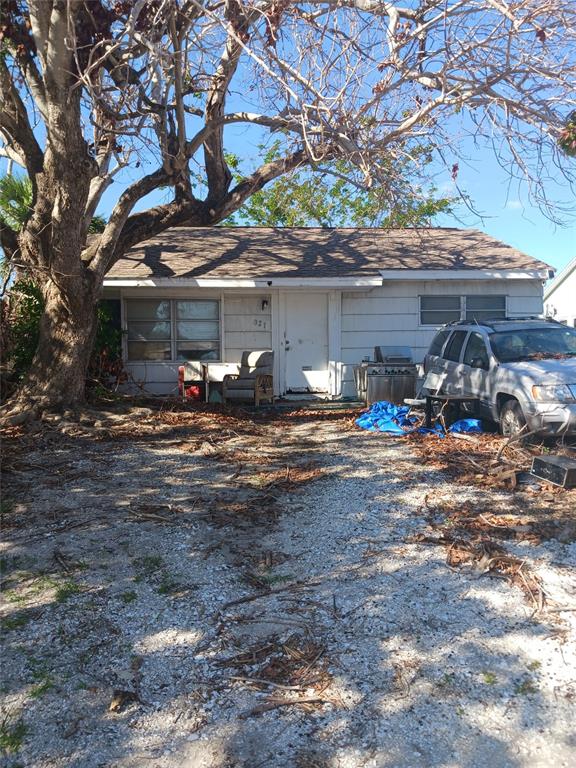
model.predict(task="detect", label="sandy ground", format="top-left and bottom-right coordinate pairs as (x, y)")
top-left (1, 406), bottom-right (575, 768)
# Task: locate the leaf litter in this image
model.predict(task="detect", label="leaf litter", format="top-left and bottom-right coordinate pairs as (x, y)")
top-left (1, 401), bottom-right (575, 767)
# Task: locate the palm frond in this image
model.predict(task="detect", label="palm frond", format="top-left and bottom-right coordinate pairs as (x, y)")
top-left (0, 174), bottom-right (33, 231)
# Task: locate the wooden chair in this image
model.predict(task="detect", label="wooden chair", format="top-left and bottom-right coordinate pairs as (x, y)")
top-left (222, 350), bottom-right (274, 406)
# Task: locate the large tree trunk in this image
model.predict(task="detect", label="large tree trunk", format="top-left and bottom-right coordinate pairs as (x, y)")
top-left (13, 279), bottom-right (99, 411)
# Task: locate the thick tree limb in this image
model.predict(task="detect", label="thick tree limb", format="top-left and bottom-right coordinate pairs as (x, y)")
top-left (88, 167), bottom-right (177, 278)
top-left (210, 148), bottom-right (310, 221)
top-left (112, 198), bottom-right (209, 262)
top-left (0, 60), bottom-right (44, 174)
top-left (203, 1), bottom-right (249, 200)
top-left (0, 223), bottom-right (19, 264)
top-left (0, 139), bottom-right (27, 170)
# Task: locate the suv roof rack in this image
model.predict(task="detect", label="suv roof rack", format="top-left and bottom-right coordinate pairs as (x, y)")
top-left (443, 315), bottom-right (563, 330)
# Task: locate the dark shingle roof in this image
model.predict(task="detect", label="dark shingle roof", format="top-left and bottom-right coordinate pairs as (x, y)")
top-left (106, 227), bottom-right (550, 280)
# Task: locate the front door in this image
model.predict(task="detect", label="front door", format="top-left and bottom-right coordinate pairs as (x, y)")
top-left (284, 292), bottom-right (329, 393)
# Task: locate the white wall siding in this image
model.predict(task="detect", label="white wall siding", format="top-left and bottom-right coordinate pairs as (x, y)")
top-left (340, 279), bottom-right (544, 397)
top-left (544, 271), bottom-right (576, 326)
top-left (102, 276), bottom-right (545, 398)
top-left (224, 294), bottom-right (272, 363)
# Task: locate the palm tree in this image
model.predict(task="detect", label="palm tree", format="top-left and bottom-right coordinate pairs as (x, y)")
top-left (0, 174), bottom-right (33, 232)
top-left (0, 174), bottom-right (33, 283)
top-left (0, 173), bottom-right (107, 233)
top-left (0, 174), bottom-right (106, 276)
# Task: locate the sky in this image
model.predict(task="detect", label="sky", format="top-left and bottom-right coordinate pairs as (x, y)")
top-left (433, 149), bottom-right (575, 275)
top-left (3, 122), bottom-right (573, 279)
top-left (110, 120), bottom-right (575, 278)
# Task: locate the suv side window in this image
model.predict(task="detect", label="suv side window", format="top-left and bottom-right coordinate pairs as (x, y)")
top-left (443, 330), bottom-right (467, 362)
top-left (463, 332), bottom-right (489, 369)
top-left (428, 329), bottom-right (450, 357)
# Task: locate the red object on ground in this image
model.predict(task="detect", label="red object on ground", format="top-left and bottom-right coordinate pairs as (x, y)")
top-left (178, 366), bottom-right (203, 400)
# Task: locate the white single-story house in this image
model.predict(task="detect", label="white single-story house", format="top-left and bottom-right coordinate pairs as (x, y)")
top-left (544, 256), bottom-right (576, 327)
top-left (102, 227), bottom-right (552, 399)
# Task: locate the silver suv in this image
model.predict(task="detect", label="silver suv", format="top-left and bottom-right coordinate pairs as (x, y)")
top-left (423, 317), bottom-right (576, 436)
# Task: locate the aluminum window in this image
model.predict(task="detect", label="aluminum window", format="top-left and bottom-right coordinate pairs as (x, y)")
top-left (126, 299), bottom-right (220, 361)
top-left (465, 295), bottom-right (506, 322)
top-left (420, 295), bottom-right (506, 325)
top-left (420, 296), bottom-right (461, 326)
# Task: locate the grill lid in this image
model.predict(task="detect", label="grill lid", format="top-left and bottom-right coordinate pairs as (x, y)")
top-left (374, 346), bottom-right (413, 364)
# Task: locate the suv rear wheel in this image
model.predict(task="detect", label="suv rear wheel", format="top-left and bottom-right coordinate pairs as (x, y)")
top-left (499, 399), bottom-right (526, 437)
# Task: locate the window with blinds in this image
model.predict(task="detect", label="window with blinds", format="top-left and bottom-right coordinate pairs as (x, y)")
top-left (126, 299), bottom-right (220, 361)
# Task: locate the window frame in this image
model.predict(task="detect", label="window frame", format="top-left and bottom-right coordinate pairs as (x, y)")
top-left (443, 330), bottom-right (469, 363)
top-left (464, 295), bottom-right (507, 323)
top-left (419, 295), bottom-right (507, 326)
top-left (419, 295), bottom-right (461, 327)
top-left (462, 331), bottom-right (491, 370)
top-left (123, 297), bottom-right (222, 363)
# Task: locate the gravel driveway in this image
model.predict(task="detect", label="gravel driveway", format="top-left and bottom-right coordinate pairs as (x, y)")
top-left (1, 408), bottom-right (575, 768)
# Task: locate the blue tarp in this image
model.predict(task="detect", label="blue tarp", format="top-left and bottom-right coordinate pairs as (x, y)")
top-left (355, 400), bottom-right (482, 436)
top-left (449, 418), bottom-right (483, 434)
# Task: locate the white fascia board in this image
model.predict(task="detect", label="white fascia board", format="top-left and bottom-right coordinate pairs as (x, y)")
top-left (379, 268), bottom-right (549, 281)
top-left (102, 276), bottom-right (383, 289)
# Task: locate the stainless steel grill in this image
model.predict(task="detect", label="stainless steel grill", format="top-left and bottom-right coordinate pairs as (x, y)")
top-left (354, 346), bottom-right (417, 405)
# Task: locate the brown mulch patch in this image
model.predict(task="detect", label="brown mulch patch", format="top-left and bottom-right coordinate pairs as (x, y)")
top-left (421, 494), bottom-right (576, 545)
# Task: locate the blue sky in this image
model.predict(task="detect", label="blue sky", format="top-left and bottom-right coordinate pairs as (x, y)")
top-left (114, 120), bottom-right (575, 277)
top-left (4, 113), bottom-right (574, 277)
top-left (434, 150), bottom-right (575, 275)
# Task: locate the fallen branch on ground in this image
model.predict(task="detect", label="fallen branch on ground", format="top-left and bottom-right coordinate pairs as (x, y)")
top-left (239, 696), bottom-right (332, 719)
top-left (410, 533), bottom-right (546, 612)
top-left (220, 580), bottom-right (320, 611)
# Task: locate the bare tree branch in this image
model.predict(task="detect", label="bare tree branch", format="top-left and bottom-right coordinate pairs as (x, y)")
top-left (1, 0), bottom-right (575, 408)
top-left (0, 60), bottom-right (44, 174)
top-left (211, 148), bottom-right (311, 220)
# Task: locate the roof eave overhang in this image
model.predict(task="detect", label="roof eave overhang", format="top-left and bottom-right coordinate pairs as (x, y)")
top-left (379, 268), bottom-right (549, 280)
top-left (103, 267), bottom-right (549, 290)
top-left (102, 276), bottom-right (384, 288)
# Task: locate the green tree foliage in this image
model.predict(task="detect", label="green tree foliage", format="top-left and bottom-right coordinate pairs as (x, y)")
top-left (1, 279), bottom-right (43, 382)
top-left (0, 174), bottom-right (32, 235)
top-left (0, 174), bottom-right (107, 236)
top-left (88, 215), bottom-right (107, 234)
top-left (559, 112), bottom-right (576, 157)
top-left (224, 146), bottom-right (453, 228)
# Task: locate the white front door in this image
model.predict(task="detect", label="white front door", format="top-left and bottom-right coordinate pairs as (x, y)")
top-left (283, 292), bottom-right (329, 393)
